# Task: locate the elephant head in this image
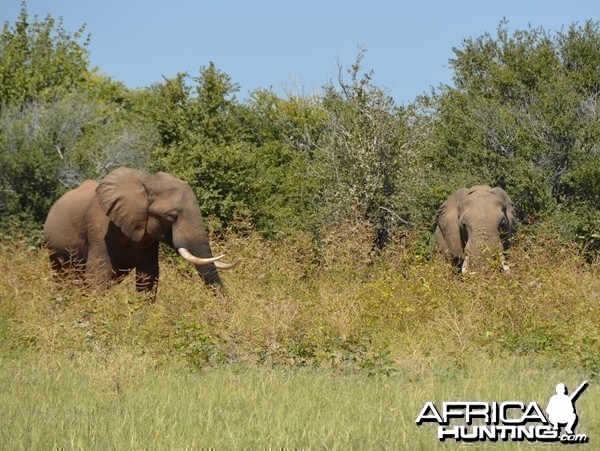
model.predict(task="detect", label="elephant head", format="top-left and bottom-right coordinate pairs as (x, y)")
top-left (95, 167), bottom-right (237, 287)
top-left (435, 185), bottom-right (516, 273)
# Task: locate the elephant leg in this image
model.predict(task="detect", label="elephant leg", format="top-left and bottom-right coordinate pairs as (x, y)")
top-left (86, 245), bottom-right (114, 288)
top-left (135, 242), bottom-right (159, 294)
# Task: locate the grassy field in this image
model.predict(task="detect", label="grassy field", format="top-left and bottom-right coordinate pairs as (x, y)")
top-left (1, 225), bottom-right (599, 448)
top-left (1, 351), bottom-right (596, 449)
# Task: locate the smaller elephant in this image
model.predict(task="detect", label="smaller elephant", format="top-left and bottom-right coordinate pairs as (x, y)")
top-left (435, 185), bottom-right (516, 273)
top-left (43, 167), bottom-right (238, 294)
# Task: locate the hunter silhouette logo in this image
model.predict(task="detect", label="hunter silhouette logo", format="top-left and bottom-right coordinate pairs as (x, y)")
top-left (546, 381), bottom-right (588, 436)
top-left (416, 380), bottom-right (589, 444)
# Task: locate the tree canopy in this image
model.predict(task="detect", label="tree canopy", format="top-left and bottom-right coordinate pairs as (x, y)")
top-left (1, 4), bottom-right (598, 258)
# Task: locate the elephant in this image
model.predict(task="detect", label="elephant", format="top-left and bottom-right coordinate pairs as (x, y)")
top-left (43, 167), bottom-right (237, 294)
top-left (434, 185), bottom-right (516, 273)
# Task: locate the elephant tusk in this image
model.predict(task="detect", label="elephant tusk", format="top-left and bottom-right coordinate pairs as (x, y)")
top-left (214, 259), bottom-right (240, 270)
top-left (461, 256), bottom-right (469, 274)
top-left (177, 248), bottom-right (225, 266)
top-left (501, 257), bottom-right (511, 273)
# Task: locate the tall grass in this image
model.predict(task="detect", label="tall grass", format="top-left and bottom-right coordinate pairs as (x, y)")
top-left (1, 351), bottom-right (597, 449)
top-left (0, 224), bottom-right (599, 447)
top-left (2, 224), bottom-right (598, 372)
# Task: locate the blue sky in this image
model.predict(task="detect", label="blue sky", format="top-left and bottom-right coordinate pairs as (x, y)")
top-left (2, 1), bottom-right (599, 104)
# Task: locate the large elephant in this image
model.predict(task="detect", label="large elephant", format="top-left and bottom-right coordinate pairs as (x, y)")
top-left (43, 167), bottom-right (237, 294)
top-left (435, 185), bottom-right (516, 273)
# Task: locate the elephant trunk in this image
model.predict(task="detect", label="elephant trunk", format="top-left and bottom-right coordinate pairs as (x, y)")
top-left (188, 241), bottom-right (223, 287)
top-left (463, 229), bottom-right (505, 273)
top-left (197, 263), bottom-right (223, 287)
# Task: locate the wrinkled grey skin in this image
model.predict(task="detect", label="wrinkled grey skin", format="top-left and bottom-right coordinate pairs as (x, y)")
top-left (435, 185), bottom-right (516, 273)
top-left (43, 167), bottom-right (226, 294)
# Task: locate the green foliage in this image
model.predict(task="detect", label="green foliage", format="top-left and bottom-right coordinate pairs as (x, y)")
top-left (0, 4), bottom-right (154, 228)
top-left (0, 2), bottom-right (91, 106)
top-left (143, 66), bottom-right (324, 237)
top-left (0, 92), bottom-right (154, 226)
top-left (429, 20), bottom-right (600, 238)
top-left (0, 102), bottom-right (62, 223)
top-left (173, 321), bottom-right (222, 369)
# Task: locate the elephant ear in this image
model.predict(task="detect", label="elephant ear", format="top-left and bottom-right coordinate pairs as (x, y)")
top-left (435, 188), bottom-right (469, 259)
top-left (96, 168), bottom-right (150, 242)
top-left (492, 187), bottom-right (517, 236)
